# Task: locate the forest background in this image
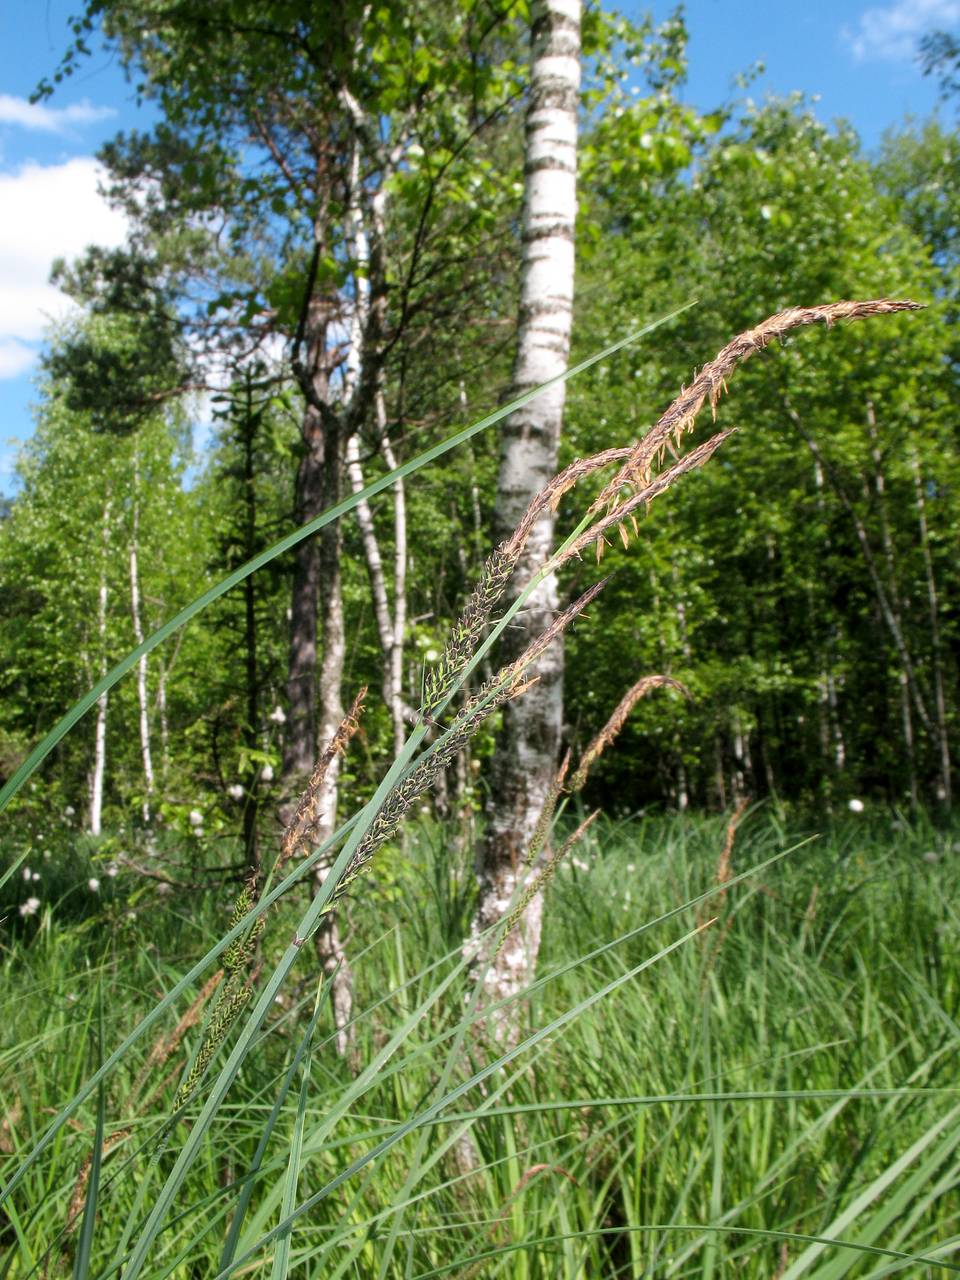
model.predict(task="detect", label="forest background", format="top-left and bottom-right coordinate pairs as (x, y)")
top-left (1, 1), bottom-right (960, 1275)
top-left (1, 2), bottom-right (958, 835)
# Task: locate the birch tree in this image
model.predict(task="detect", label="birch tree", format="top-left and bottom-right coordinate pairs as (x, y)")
top-left (46, 0), bottom-right (528, 1047)
top-left (89, 499), bottom-right (112, 837)
top-left (474, 0), bottom-right (581, 1022)
top-left (129, 453), bottom-right (155, 823)
top-left (0, 320), bottom-right (191, 827)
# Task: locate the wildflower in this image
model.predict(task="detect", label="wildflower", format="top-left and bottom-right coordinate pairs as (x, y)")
top-left (64, 805), bottom-right (75, 817)
top-left (848, 798), bottom-right (864, 813)
top-left (188, 809), bottom-right (204, 827)
top-left (88, 878), bottom-right (100, 893)
top-left (922, 850), bottom-right (939, 865)
top-left (22, 866), bottom-right (31, 881)
top-left (626, 863), bottom-right (636, 872)
top-left (31, 871), bottom-right (40, 882)
top-left (19, 897), bottom-right (40, 918)
top-left (571, 856), bottom-right (589, 873)
top-left (126, 910), bottom-right (137, 921)
top-left (261, 763), bottom-right (275, 782)
top-left (227, 783), bottom-right (244, 800)
top-left (425, 648), bottom-right (439, 662)
top-left (268, 706), bottom-right (287, 724)
top-left (106, 865), bottom-right (118, 878)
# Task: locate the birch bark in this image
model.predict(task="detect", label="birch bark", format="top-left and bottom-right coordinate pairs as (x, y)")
top-left (129, 454), bottom-right (155, 823)
top-left (89, 500), bottom-right (112, 837)
top-left (910, 448), bottom-right (952, 807)
top-left (345, 407), bottom-right (409, 759)
top-left (473, 0), bottom-right (581, 1032)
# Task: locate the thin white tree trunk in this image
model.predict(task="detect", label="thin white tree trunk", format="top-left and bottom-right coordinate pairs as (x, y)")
top-left (812, 459), bottom-right (846, 776)
top-left (313, 516), bottom-right (351, 1052)
top-left (302, 133), bottom-right (389, 1055)
top-left (345, 405), bottom-right (408, 758)
top-left (346, 435), bottom-right (393, 650)
top-left (671, 545), bottom-right (692, 810)
top-left (473, 0), bottom-right (581, 1039)
top-left (157, 665), bottom-right (170, 783)
top-left (154, 627), bottom-right (184, 786)
top-left (867, 402), bottom-right (918, 807)
top-left (383, 408), bottom-right (407, 761)
top-left (129, 456), bottom-right (154, 822)
top-left (344, 145), bottom-right (408, 758)
top-left (89, 500), bottom-right (112, 837)
top-left (910, 448), bottom-right (952, 807)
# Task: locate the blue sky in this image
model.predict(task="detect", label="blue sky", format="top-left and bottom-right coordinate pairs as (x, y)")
top-left (0, 0), bottom-right (956, 494)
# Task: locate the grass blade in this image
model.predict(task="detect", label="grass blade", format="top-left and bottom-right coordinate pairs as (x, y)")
top-left (780, 1103), bottom-right (960, 1279)
top-left (269, 980), bottom-right (324, 1280)
top-left (72, 994), bottom-right (105, 1280)
top-left (215, 920), bottom-right (713, 1278)
top-left (219, 983), bottom-right (331, 1273)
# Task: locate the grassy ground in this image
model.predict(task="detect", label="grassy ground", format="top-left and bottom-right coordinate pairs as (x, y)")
top-left (1, 807), bottom-right (959, 1277)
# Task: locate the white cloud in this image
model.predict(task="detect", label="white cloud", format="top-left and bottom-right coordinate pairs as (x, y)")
top-left (0, 94), bottom-right (116, 134)
top-left (0, 158), bottom-right (128, 376)
top-left (0, 338), bottom-right (36, 379)
top-left (844, 0), bottom-right (960, 62)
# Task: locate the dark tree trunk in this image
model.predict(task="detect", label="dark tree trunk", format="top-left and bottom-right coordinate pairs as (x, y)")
top-left (283, 407), bottom-right (326, 785)
top-left (283, 314), bottom-right (353, 1052)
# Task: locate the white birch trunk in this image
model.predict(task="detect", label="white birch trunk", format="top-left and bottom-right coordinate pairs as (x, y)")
top-left (157, 664), bottom-right (170, 783)
top-left (382, 407), bottom-right (407, 761)
top-left (344, 145), bottom-right (408, 758)
top-left (346, 434), bottom-right (393, 653)
top-left (910, 448), bottom-right (952, 807)
top-left (129, 456), bottom-right (155, 822)
top-left (867, 402), bottom-right (918, 807)
top-left (89, 500), bottom-right (112, 837)
top-left (473, 0), bottom-right (581, 1038)
top-left (301, 133), bottom-right (391, 1055)
top-left (345, 406), bottom-right (408, 759)
top-left (813, 459), bottom-right (846, 776)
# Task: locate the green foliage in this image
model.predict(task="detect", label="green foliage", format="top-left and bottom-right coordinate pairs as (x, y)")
top-left (920, 28), bottom-right (960, 102)
top-left (4, 9), bottom-right (960, 1275)
top-left (565, 94), bottom-right (959, 812)
top-left (0, 327), bottom-right (198, 823)
top-left (1, 812), bottom-right (957, 1275)
top-left (46, 249), bottom-right (190, 432)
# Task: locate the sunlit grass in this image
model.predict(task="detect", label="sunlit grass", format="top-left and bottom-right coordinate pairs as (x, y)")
top-left (2, 809), bottom-right (957, 1277)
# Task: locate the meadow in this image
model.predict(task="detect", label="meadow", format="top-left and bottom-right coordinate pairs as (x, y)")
top-left (2, 1), bottom-right (959, 1274)
top-left (3, 807), bottom-right (958, 1277)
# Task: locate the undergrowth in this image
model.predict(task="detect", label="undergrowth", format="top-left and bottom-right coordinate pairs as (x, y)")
top-left (2, 809), bottom-right (958, 1277)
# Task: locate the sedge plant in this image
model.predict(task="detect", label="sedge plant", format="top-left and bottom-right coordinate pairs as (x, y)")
top-left (5, 298), bottom-right (956, 1280)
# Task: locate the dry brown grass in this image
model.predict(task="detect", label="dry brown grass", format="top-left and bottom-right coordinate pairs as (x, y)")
top-left (592, 299), bottom-right (923, 509)
top-left (571, 675), bottom-right (690, 792)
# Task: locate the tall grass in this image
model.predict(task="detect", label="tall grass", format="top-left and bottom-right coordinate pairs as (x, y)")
top-left (2, 811), bottom-right (958, 1276)
top-left (3, 298), bottom-right (954, 1278)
